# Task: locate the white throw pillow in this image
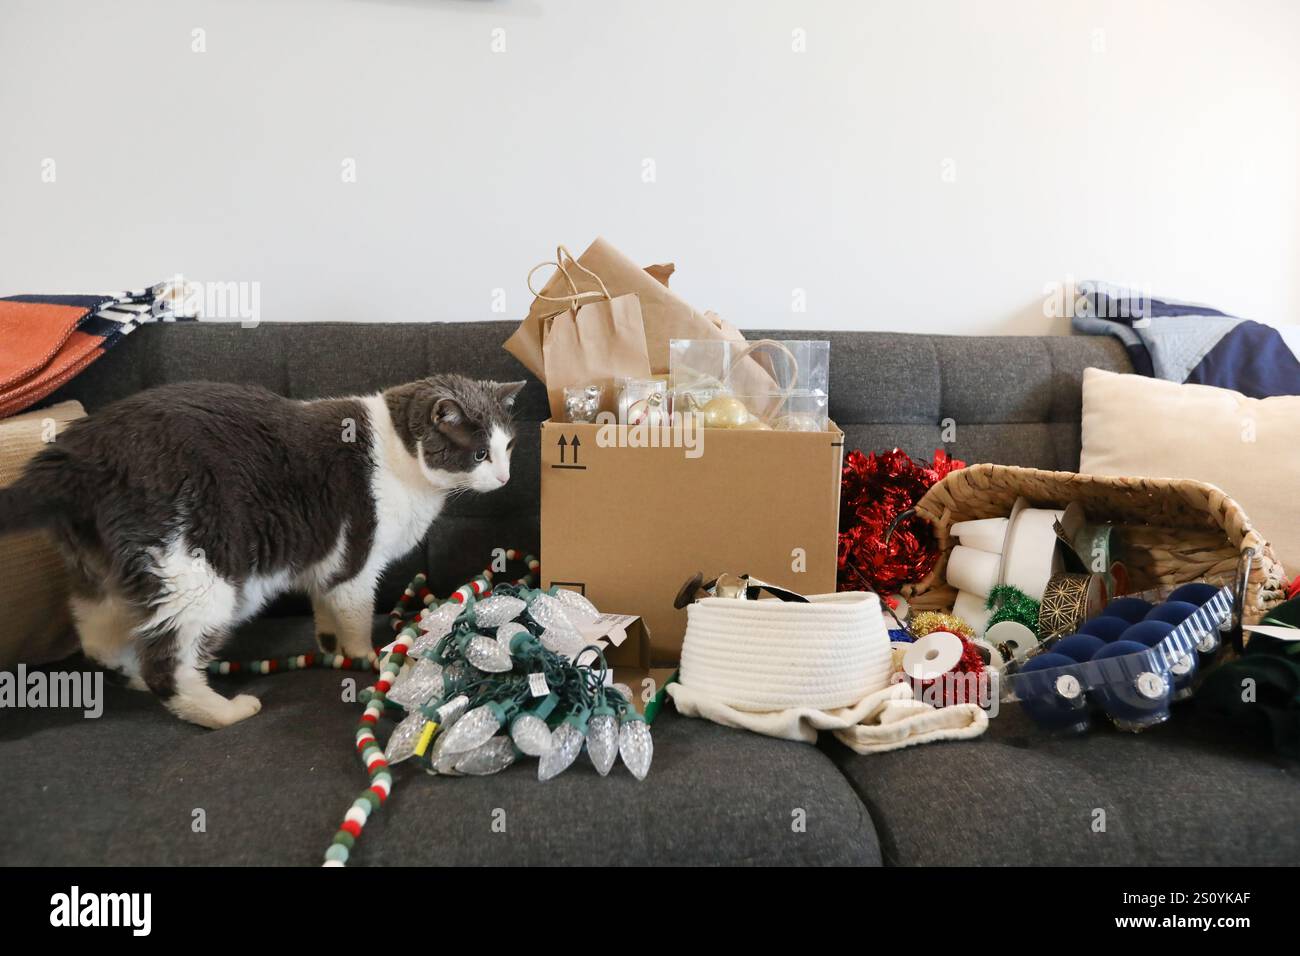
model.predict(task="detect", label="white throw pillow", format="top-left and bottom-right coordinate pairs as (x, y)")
top-left (1079, 367), bottom-right (1299, 576)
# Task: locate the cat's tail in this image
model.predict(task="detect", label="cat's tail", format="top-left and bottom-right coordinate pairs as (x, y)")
top-left (0, 482), bottom-right (52, 534)
top-left (0, 451), bottom-right (68, 534)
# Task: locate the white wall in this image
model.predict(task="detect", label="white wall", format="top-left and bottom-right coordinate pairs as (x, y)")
top-left (2, 0), bottom-right (1297, 335)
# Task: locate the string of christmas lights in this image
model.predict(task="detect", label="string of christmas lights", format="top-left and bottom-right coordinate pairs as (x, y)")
top-left (322, 550), bottom-right (654, 867)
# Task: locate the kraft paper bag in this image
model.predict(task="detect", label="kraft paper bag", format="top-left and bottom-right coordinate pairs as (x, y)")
top-left (505, 236), bottom-right (745, 380)
top-left (529, 248), bottom-right (653, 419)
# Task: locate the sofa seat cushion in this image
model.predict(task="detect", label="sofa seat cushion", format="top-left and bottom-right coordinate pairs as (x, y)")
top-left (0, 616), bottom-right (880, 866)
top-left (825, 700), bottom-right (1300, 866)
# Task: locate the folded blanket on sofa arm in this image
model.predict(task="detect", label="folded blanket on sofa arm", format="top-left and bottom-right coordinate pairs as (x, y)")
top-left (0, 281), bottom-right (191, 419)
top-left (1071, 279), bottom-right (1300, 399)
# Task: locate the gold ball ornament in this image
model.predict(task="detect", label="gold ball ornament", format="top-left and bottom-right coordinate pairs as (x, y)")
top-left (735, 418), bottom-right (773, 431)
top-left (772, 413), bottom-right (821, 432)
top-left (702, 395), bottom-right (750, 429)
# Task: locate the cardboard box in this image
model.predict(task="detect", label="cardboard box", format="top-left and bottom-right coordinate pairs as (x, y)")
top-left (557, 611), bottom-right (672, 720)
top-left (571, 612), bottom-right (651, 670)
top-left (541, 419), bottom-right (844, 664)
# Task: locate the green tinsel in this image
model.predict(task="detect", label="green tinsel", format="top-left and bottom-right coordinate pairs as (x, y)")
top-left (985, 584), bottom-right (1041, 636)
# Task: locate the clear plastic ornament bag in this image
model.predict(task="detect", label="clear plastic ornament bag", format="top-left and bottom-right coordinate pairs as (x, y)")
top-left (667, 338), bottom-right (829, 431)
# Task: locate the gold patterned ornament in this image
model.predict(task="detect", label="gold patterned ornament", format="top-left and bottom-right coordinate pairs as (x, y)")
top-left (1038, 572), bottom-right (1102, 638)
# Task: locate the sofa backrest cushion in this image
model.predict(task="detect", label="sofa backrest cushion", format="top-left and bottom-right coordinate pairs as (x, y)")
top-left (47, 321), bottom-right (1131, 604)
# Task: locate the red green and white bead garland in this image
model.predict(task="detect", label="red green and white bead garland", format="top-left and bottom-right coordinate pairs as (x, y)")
top-left (208, 549), bottom-right (652, 867)
top-left (207, 653), bottom-right (376, 677)
top-left (387, 551), bottom-right (541, 635)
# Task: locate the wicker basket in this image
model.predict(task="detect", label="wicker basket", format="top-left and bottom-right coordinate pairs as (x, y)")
top-left (903, 464), bottom-right (1287, 626)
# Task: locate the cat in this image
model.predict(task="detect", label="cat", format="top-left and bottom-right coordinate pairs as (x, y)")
top-left (0, 375), bottom-right (524, 728)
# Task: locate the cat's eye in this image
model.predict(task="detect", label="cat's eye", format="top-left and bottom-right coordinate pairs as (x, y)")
top-left (474, 448), bottom-right (488, 462)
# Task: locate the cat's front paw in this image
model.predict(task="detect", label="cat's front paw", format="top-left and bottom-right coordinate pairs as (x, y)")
top-left (226, 694), bottom-right (262, 723)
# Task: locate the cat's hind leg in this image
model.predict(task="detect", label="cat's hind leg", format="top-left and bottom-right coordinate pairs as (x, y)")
top-left (141, 647), bottom-right (262, 729)
top-left (134, 543), bottom-right (261, 729)
top-left (315, 575), bottom-right (378, 662)
top-left (70, 588), bottom-right (148, 690)
top-left (311, 594), bottom-right (341, 654)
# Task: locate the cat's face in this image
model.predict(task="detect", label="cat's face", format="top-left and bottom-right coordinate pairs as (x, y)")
top-left (385, 376), bottom-right (526, 492)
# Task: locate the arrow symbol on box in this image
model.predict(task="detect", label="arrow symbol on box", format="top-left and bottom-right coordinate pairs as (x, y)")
top-left (553, 434), bottom-right (586, 470)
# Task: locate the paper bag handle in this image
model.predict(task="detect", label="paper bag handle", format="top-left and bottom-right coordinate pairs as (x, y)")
top-left (527, 245), bottom-right (613, 308)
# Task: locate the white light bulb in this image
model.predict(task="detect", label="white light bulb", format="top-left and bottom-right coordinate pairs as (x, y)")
top-left (386, 658), bottom-right (443, 710)
top-left (528, 593), bottom-right (575, 632)
top-left (419, 601), bottom-right (461, 635)
top-left (406, 632), bottom-right (439, 659)
top-left (586, 714), bottom-right (619, 776)
top-left (539, 627), bottom-right (583, 658)
top-left (497, 623), bottom-right (530, 644)
top-left (438, 704), bottom-right (502, 754)
top-left (552, 589), bottom-right (601, 627)
top-left (454, 736), bottom-right (517, 775)
top-left (473, 595), bottom-right (527, 632)
top-left (465, 634), bottom-right (513, 672)
top-left (431, 736), bottom-right (462, 776)
top-left (384, 712), bottom-right (428, 765)
top-left (619, 719), bottom-right (654, 780)
top-left (443, 660), bottom-right (472, 690)
top-left (435, 694), bottom-right (469, 730)
top-left (538, 723), bottom-right (584, 781)
top-left (472, 594), bottom-right (527, 628)
top-left (510, 714), bottom-right (554, 756)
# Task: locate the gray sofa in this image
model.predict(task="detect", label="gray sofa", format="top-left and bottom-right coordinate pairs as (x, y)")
top-left (3, 321), bottom-right (1296, 866)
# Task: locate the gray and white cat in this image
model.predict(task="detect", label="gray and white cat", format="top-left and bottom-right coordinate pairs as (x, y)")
top-left (0, 375), bottom-right (524, 728)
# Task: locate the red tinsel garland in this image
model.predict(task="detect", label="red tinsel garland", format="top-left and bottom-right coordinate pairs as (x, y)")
top-left (837, 448), bottom-right (966, 594)
top-left (919, 635), bottom-right (986, 707)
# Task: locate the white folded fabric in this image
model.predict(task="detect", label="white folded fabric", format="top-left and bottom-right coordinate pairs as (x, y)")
top-left (669, 681), bottom-right (989, 753)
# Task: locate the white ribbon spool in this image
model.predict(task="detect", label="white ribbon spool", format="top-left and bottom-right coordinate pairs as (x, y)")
top-left (902, 631), bottom-right (966, 682)
top-left (953, 589), bottom-right (994, 637)
top-left (947, 546), bottom-right (1002, 599)
top-left (985, 620), bottom-right (1039, 662)
top-left (950, 517), bottom-right (1010, 554)
top-left (998, 501), bottom-right (1066, 601)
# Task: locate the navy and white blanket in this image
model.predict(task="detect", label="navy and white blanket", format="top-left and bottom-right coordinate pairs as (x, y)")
top-left (1072, 280), bottom-right (1300, 398)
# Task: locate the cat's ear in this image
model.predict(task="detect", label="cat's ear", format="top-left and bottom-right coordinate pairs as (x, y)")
top-left (495, 381), bottom-right (526, 408)
top-left (432, 398), bottom-right (464, 428)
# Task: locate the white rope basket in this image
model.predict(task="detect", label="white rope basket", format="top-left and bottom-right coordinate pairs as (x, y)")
top-left (678, 592), bottom-right (893, 712)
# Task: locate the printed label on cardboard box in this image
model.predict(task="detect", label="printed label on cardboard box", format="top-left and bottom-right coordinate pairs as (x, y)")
top-left (578, 613), bottom-right (640, 648)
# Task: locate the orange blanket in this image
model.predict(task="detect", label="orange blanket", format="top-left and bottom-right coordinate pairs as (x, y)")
top-left (0, 286), bottom-right (180, 418)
